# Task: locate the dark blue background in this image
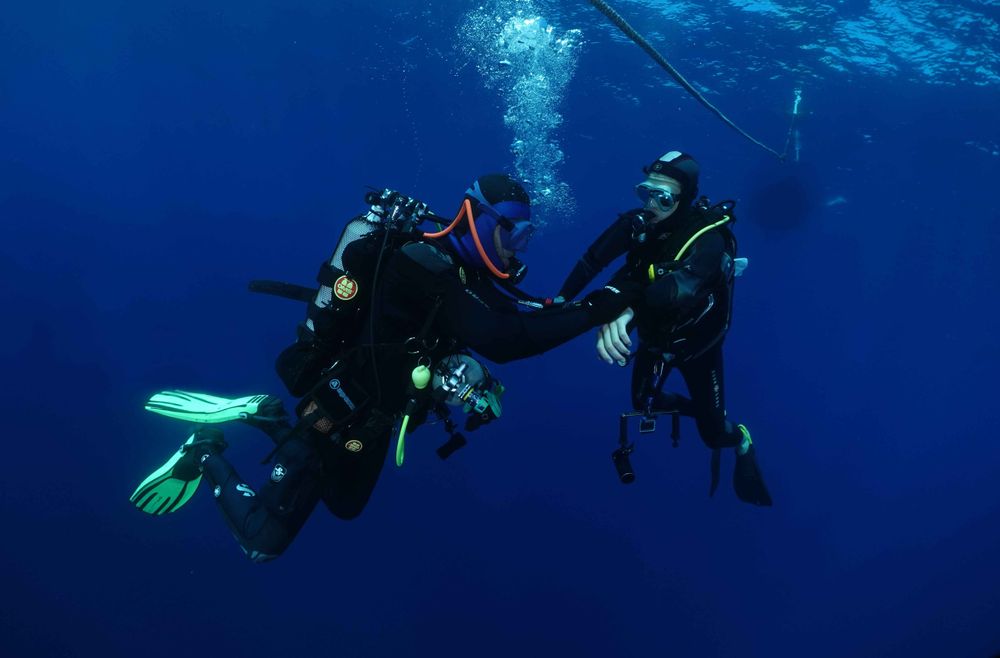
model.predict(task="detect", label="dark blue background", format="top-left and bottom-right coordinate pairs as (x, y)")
top-left (2, 1), bottom-right (998, 656)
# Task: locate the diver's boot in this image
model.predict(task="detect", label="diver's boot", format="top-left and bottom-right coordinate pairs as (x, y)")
top-left (184, 427), bottom-right (228, 462)
top-left (236, 395), bottom-right (293, 444)
top-left (732, 425), bottom-right (773, 507)
top-left (130, 428), bottom-right (228, 515)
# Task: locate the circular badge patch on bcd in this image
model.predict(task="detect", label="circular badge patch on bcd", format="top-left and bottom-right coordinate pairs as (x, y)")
top-left (344, 439), bottom-right (363, 453)
top-left (334, 276), bottom-right (359, 301)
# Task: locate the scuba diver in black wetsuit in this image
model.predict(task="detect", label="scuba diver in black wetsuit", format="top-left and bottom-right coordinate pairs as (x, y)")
top-left (131, 174), bottom-right (638, 562)
top-left (557, 151), bottom-right (772, 506)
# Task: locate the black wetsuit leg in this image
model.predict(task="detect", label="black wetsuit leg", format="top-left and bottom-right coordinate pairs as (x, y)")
top-left (201, 430), bottom-right (325, 563)
top-left (630, 345), bottom-right (694, 415)
top-left (676, 343), bottom-right (743, 449)
top-left (201, 408), bottom-right (395, 560)
top-left (319, 411), bottom-right (393, 520)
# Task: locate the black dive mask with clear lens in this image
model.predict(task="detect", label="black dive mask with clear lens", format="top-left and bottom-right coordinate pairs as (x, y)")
top-left (635, 183), bottom-right (677, 212)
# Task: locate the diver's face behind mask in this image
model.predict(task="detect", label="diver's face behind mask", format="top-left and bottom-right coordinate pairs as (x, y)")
top-left (449, 174), bottom-right (534, 284)
top-left (478, 199), bottom-right (535, 249)
top-left (491, 225), bottom-right (529, 284)
top-left (479, 199), bottom-right (533, 284)
top-left (635, 174), bottom-right (682, 223)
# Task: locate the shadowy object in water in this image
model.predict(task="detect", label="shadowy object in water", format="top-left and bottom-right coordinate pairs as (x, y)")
top-left (743, 162), bottom-right (819, 232)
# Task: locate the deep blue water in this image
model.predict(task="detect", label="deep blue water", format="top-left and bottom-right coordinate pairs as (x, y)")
top-left (2, 1), bottom-right (999, 657)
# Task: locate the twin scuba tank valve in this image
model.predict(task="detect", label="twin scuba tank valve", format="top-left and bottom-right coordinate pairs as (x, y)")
top-left (364, 188), bottom-right (432, 233)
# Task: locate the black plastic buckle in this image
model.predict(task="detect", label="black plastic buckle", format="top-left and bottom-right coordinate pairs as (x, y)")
top-left (639, 416), bottom-right (657, 433)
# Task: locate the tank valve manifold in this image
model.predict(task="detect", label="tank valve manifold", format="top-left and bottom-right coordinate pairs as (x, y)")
top-left (365, 188), bottom-right (431, 231)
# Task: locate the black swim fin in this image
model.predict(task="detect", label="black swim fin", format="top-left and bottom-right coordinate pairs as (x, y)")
top-left (709, 448), bottom-right (721, 497)
top-left (733, 425), bottom-right (772, 507)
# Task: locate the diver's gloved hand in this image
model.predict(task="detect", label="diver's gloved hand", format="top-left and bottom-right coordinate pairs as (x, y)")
top-left (582, 283), bottom-right (641, 325)
top-left (733, 444), bottom-right (773, 507)
top-left (596, 307), bottom-right (635, 366)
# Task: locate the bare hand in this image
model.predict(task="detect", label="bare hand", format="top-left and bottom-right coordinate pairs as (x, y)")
top-left (596, 307), bottom-right (634, 366)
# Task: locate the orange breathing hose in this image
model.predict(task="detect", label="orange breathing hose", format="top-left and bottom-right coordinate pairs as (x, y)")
top-left (421, 203), bottom-right (465, 238)
top-left (464, 199), bottom-right (508, 279)
top-left (422, 199), bottom-right (508, 279)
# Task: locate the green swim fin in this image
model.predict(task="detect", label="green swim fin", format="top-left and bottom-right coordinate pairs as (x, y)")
top-left (130, 429), bottom-right (227, 515)
top-left (145, 390), bottom-right (276, 424)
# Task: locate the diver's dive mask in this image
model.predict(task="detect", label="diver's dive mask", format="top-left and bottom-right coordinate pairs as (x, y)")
top-left (635, 182), bottom-right (678, 213)
top-left (475, 199), bottom-right (535, 252)
top-left (466, 198), bottom-right (533, 283)
top-left (431, 176), bottom-right (535, 283)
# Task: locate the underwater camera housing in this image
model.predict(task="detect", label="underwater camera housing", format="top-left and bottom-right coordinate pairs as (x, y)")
top-left (432, 354), bottom-right (495, 416)
top-left (429, 354), bottom-right (503, 461)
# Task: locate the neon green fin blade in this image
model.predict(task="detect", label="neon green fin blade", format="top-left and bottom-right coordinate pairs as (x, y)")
top-left (130, 433), bottom-right (203, 515)
top-left (737, 423), bottom-right (753, 455)
top-left (145, 390), bottom-right (271, 423)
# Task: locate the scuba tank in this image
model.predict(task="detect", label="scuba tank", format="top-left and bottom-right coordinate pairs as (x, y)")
top-left (306, 188), bottom-right (431, 348)
top-left (264, 189), bottom-right (432, 396)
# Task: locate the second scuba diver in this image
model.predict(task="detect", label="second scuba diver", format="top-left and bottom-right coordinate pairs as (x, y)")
top-left (131, 174), bottom-right (639, 561)
top-left (557, 151), bottom-right (773, 505)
